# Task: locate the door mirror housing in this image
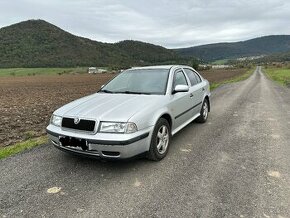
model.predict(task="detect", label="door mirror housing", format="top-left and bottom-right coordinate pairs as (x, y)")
top-left (173, 85), bottom-right (189, 94)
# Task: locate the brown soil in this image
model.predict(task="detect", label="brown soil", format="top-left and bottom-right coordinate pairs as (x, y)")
top-left (0, 74), bottom-right (115, 147)
top-left (200, 68), bottom-right (247, 83)
top-left (0, 68), bottom-right (247, 147)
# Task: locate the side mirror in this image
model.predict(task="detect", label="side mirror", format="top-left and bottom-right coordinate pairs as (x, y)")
top-left (173, 85), bottom-right (189, 94)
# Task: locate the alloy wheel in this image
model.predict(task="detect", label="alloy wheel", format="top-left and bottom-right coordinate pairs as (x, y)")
top-left (156, 125), bottom-right (169, 154)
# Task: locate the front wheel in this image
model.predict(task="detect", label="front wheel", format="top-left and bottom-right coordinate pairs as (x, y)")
top-left (147, 118), bottom-right (171, 161)
top-left (196, 99), bottom-right (209, 123)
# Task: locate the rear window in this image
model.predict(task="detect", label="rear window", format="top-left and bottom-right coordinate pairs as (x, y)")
top-left (184, 69), bottom-right (198, 86)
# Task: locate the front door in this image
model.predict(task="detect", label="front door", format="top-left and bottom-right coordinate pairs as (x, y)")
top-left (169, 69), bottom-right (192, 130)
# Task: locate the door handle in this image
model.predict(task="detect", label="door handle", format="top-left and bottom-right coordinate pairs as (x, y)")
top-left (202, 87), bottom-right (205, 91)
top-left (190, 93), bottom-right (194, 98)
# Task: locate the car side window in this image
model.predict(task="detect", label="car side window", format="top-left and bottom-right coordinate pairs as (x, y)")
top-left (184, 69), bottom-right (198, 86)
top-left (194, 72), bottom-right (202, 83)
top-left (173, 71), bottom-right (188, 88)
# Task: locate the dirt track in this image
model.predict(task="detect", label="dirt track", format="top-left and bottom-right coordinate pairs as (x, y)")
top-left (0, 69), bottom-right (246, 147)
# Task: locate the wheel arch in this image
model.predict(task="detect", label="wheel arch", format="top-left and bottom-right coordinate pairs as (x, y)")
top-left (204, 95), bottom-right (210, 112)
top-left (158, 113), bottom-right (173, 130)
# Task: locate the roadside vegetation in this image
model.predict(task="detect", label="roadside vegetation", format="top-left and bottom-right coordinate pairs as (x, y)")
top-left (0, 136), bottom-right (47, 160)
top-left (264, 65), bottom-right (290, 87)
top-left (211, 59), bottom-right (229, 65)
top-left (0, 67), bottom-right (88, 77)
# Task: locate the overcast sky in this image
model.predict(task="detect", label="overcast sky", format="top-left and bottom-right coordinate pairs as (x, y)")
top-left (0, 0), bottom-right (290, 48)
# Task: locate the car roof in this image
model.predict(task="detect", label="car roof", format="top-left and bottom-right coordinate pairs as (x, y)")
top-left (130, 65), bottom-right (191, 70)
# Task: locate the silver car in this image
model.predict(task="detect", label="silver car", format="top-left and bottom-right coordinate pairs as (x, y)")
top-left (46, 65), bottom-right (211, 161)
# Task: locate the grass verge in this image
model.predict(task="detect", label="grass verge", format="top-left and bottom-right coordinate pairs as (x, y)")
top-left (210, 68), bottom-right (254, 90)
top-left (0, 136), bottom-right (48, 160)
top-left (263, 67), bottom-right (290, 87)
top-left (0, 67), bottom-right (88, 77)
top-left (211, 59), bottom-right (229, 65)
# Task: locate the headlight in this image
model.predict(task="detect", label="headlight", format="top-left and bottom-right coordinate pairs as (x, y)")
top-left (50, 115), bottom-right (62, 127)
top-left (99, 122), bottom-right (138, 133)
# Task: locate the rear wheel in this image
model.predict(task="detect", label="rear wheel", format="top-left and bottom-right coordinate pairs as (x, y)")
top-left (196, 99), bottom-right (209, 123)
top-left (147, 118), bottom-right (171, 161)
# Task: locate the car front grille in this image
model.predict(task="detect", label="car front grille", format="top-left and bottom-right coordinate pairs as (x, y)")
top-left (61, 117), bottom-right (96, 132)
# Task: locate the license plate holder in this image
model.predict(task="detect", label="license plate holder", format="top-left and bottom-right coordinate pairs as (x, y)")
top-left (59, 136), bottom-right (88, 150)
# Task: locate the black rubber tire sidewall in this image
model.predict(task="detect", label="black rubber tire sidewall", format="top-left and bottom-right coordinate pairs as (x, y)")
top-left (147, 118), bottom-right (171, 161)
top-left (196, 99), bottom-right (209, 123)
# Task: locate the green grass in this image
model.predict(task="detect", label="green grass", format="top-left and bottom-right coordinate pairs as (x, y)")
top-left (0, 136), bottom-right (48, 160)
top-left (210, 68), bottom-right (254, 90)
top-left (0, 67), bottom-right (88, 77)
top-left (264, 67), bottom-right (290, 87)
top-left (211, 59), bottom-right (229, 65)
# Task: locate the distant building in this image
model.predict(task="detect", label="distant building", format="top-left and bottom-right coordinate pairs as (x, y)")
top-left (88, 67), bottom-right (97, 74)
top-left (237, 55), bottom-right (265, 61)
top-left (212, 65), bottom-right (233, 69)
top-left (97, 68), bottom-right (107, 73)
top-left (88, 67), bottom-right (107, 74)
top-left (199, 64), bottom-right (212, 70)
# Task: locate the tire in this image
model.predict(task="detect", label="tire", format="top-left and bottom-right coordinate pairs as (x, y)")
top-left (196, 99), bottom-right (209, 123)
top-left (147, 118), bottom-right (171, 161)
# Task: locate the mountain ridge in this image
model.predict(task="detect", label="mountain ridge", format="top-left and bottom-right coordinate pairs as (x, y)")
top-left (0, 19), bottom-right (179, 68)
top-left (1, 19), bottom-right (290, 67)
top-left (175, 35), bottom-right (290, 62)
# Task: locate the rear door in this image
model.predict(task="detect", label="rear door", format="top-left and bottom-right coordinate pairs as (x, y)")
top-left (183, 68), bottom-right (204, 116)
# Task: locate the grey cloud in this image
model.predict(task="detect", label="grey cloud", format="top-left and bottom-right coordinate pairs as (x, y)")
top-left (0, 0), bottom-right (290, 48)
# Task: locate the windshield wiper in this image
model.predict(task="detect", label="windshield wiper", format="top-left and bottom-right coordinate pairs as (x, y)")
top-left (117, 91), bottom-right (151, 95)
top-left (99, 89), bottom-right (115, 93)
top-left (100, 90), bottom-right (151, 95)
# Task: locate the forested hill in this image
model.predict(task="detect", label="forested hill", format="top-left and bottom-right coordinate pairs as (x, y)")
top-left (175, 35), bottom-right (290, 62)
top-left (0, 20), bottom-right (179, 68)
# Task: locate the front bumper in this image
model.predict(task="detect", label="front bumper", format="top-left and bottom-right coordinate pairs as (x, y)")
top-left (46, 124), bottom-right (153, 159)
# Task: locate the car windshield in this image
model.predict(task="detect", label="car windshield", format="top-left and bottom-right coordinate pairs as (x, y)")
top-left (100, 69), bottom-right (170, 95)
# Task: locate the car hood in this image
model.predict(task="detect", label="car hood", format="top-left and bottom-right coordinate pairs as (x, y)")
top-left (54, 93), bottom-right (163, 122)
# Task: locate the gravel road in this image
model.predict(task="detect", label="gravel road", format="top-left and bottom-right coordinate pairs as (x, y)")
top-left (1, 66), bottom-right (290, 217)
